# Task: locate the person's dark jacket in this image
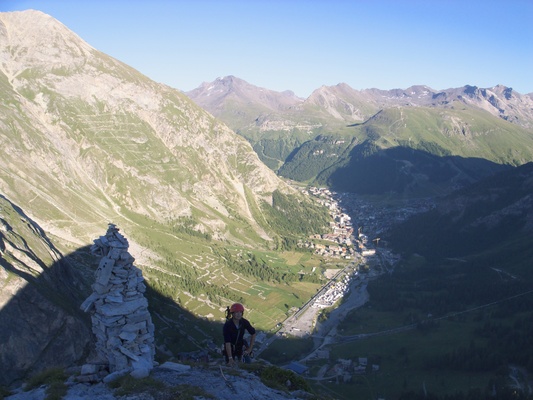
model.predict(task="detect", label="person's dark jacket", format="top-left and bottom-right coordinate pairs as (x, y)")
top-left (223, 317), bottom-right (256, 350)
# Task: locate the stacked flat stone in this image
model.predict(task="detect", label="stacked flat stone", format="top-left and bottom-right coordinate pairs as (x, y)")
top-left (80, 223), bottom-right (155, 381)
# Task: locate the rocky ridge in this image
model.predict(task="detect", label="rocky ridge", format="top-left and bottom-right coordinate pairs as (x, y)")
top-left (189, 77), bottom-right (533, 130)
top-left (187, 75), bottom-right (303, 114)
top-left (0, 194), bottom-right (92, 387)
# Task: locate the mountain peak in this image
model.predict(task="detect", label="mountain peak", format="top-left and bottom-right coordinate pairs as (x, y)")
top-left (215, 75), bottom-right (239, 84)
top-left (211, 75), bottom-right (243, 89)
top-left (187, 76), bottom-right (303, 113)
top-left (0, 9), bottom-right (95, 78)
top-left (0, 9), bottom-right (287, 248)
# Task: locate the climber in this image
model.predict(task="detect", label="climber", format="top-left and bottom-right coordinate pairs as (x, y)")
top-left (222, 302), bottom-right (256, 366)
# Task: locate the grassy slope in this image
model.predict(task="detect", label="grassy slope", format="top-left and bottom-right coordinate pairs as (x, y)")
top-left (278, 105), bottom-right (533, 196)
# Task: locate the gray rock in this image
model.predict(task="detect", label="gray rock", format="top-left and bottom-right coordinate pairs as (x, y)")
top-left (158, 361), bottom-right (191, 373)
top-left (5, 363), bottom-right (314, 400)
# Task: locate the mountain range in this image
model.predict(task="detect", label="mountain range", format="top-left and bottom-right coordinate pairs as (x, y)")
top-left (187, 77), bottom-right (533, 196)
top-left (2, 8), bottom-right (533, 397)
top-left (188, 76), bottom-right (533, 130)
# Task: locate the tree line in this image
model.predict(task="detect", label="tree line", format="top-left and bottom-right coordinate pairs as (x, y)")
top-left (215, 248), bottom-right (322, 284)
top-left (262, 189), bottom-right (330, 243)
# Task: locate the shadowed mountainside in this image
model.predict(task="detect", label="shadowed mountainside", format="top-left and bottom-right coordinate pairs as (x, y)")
top-left (0, 193), bottom-right (218, 386)
top-left (386, 161), bottom-right (533, 261)
top-left (0, 194), bottom-right (93, 386)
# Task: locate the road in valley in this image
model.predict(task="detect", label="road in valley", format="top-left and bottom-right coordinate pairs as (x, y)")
top-left (255, 264), bottom-right (381, 360)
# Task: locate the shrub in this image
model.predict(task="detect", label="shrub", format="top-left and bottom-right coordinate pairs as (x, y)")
top-left (260, 365), bottom-right (310, 392)
top-left (24, 367), bottom-right (67, 400)
top-left (108, 375), bottom-right (214, 400)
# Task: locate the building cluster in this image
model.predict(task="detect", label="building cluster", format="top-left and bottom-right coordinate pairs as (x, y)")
top-left (300, 187), bottom-right (383, 259)
top-left (312, 272), bottom-right (357, 309)
top-left (326, 357), bottom-right (380, 383)
top-left (300, 187), bottom-right (433, 263)
top-left (79, 224), bottom-right (155, 383)
top-left (300, 187), bottom-right (357, 259)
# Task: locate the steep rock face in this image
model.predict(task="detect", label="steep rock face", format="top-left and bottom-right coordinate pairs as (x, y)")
top-left (432, 85), bottom-right (533, 128)
top-left (0, 10), bottom-right (288, 247)
top-left (0, 194), bottom-right (93, 386)
top-left (304, 83), bottom-right (374, 122)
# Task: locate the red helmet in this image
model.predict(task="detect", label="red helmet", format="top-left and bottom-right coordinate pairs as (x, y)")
top-left (230, 303), bottom-right (245, 313)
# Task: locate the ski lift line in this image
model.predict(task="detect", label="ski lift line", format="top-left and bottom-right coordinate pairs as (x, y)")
top-left (338, 288), bottom-right (533, 344)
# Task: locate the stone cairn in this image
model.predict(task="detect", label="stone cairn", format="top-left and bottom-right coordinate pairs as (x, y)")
top-left (79, 223), bottom-right (155, 382)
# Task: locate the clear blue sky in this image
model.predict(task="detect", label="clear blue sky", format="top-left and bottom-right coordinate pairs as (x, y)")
top-left (2, 0), bottom-right (532, 97)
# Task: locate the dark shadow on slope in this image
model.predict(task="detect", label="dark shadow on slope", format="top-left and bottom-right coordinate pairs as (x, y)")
top-left (0, 197), bottom-right (314, 388)
top-left (318, 145), bottom-right (513, 196)
top-left (0, 197), bottom-right (225, 387)
top-left (385, 161), bottom-right (533, 262)
top-left (0, 193), bottom-right (334, 393)
top-left (0, 197), bottom-right (94, 386)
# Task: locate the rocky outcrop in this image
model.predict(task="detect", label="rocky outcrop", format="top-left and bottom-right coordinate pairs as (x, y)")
top-left (79, 224), bottom-right (155, 382)
top-left (5, 362), bottom-right (314, 400)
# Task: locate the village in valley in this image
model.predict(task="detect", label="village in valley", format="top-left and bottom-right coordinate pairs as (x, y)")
top-left (299, 187), bottom-right (358, 259)
top-left (298, 186), bottom-right (432, 264)
top-left (194, 184), bottom-right (435, 387)
top-left (274, 186), bottom-right (434, 385)
top-left (300, 186), bottom-right (434, 262)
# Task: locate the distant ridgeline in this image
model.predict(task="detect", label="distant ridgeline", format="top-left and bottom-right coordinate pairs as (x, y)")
top-left (188, 78), bottom-right (533, 197)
